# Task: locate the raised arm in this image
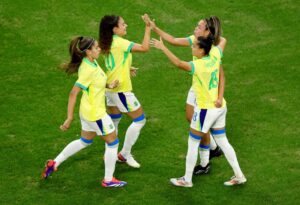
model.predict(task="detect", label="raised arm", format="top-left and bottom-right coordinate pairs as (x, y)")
top-left (131, 14), bottom-right (151, 52)
top-left (144, 16), bottom-right (190, 47)
top-left (150, 37), bottom-right (192, 72)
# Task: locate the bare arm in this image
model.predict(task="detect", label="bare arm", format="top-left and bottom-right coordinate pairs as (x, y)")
top-left (153, 26), bottom-right (190, 46)
top-left (131, 14), bottom-right (151, 52)
top-left (150, 37), bottom-right (192, 72)
top-left (215, 65), bottom-right (225, 108)
top-left (60, 86), bottom-right (81, 131)
top-left (143, 16), bottom-right (190, 47)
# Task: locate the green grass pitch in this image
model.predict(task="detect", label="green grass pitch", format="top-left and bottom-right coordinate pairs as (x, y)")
top-left (0, 0), bottom-right (299, 204)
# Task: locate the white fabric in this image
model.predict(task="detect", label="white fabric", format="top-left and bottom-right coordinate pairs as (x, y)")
top-left (106, 91), bottom-right (141, 113)
top-left (104, 143), bottom-right (118, 181)
top-left (120, 119), bottom-right (146, 158)
top-left (80, 113), bottom-right (115, 136)
top-left (54, 138), bottom-right (90, 168)
top-left (214, 134), bottom-right (244, 178)
top-left (184, 137), bottom-right (200, 182)
top-left (190, 107), bottom-right (227, 133)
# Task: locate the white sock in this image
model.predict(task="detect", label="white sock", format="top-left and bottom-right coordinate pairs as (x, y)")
top-left (109, 114), bottom-right (122, 135)
top-left (104, 139), bottom-right (119, 181)
top-left (209, 133), bottom-right (217, 150)
top-left (184, 134), bottom-right (201, 182)
top-left (121, 118), bottom-right (146, 158)
top-left (199, 145), bottom-right (210, 167)
top-left (54, 137), bottom-right (92, 168)
top-left (213, 132), bottom-right (244, 178)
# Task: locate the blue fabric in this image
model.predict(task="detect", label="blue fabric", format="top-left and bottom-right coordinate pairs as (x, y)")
top-left (107, 138), bottom-right (119, 147)
top-left (80, 137), bottom-right (93, 144)
top-left (211, 129), bottom-right (226, 135)
top-left (199, 144), bottom-right (210, 149)
top-left (133, 113), bottom-right (145, 122)
top-left (189, 132), bottom-right (202, 140)
top-left (109, 113), bottom-right (122, 119)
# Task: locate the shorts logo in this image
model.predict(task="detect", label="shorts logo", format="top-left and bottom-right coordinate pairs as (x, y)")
top-left (109, 124), bottom-right (113, 129)
top-left (134, 101), bottom-right (139, 106)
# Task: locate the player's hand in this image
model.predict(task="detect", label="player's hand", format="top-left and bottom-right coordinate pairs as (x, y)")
top-left (150, 37), bottom-right (164, 50)
top-left (130, 67), bottom-right (139, 77)
top-left (142, 14), bottom-right (156, 29)
top-left (214, 98), bottom-right (222, 108)
top-left (60, 118), bottom-right (73, 131)
top-left (142, 14), bottom-right (150, 26)
top-left (108, 80), bottom-right (119, 89)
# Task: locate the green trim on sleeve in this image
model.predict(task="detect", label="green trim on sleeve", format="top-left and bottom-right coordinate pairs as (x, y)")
top-left (216, 46), bottom-right (223, 58)
top-left (188, 62), bottom-right (195, 75)
top-left (186, 37), bottom-right (193, 46)
top-left (127, 42), bottom-right (135, 52)
top-left (75, 82), bottom-right (88, 90)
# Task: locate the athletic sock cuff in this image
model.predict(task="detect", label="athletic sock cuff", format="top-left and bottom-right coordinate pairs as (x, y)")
top-left (80, 137), bottom-right (93, 144)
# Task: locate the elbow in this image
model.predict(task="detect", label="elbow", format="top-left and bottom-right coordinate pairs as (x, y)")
top-left (140, 46), bottom-right (150, 52)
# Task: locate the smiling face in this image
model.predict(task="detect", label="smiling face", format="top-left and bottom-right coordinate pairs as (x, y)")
top-left (194, 19), bottom-right (210, 38)
top-left (86, 40), bottom-right (101, 60)
top-left (113, 17), bottom-right (128, 36)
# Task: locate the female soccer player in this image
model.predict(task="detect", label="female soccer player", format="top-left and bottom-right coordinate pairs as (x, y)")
top-left (145, 16), bottom-right (224, 174)
top-left (42, 36), bottom-right (127, 188)
top-left (98, 14), bottom-right (151, 168)
top-left (151, 35), bottom-right (246, 187)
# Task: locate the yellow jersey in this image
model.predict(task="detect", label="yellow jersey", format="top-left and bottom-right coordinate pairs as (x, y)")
top-left (75, 58), bottom-right (107, 121)
top-left (189, 46), bottom-right (226, 108)
top-left (103, 35), bottom-right (134, 92)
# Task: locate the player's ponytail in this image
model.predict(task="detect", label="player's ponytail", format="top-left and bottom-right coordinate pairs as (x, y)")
top-left (99, 15), bottom-right (120, 55)
top-left (61, 36), bottom-right (95, 74)
top-left (197, 36), bottom-right (214, 55)
top-left (205, 16), bottom-right (222, 45)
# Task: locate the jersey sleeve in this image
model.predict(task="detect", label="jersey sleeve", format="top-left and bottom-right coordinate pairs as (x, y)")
top-left (119, 37), bottom-right (135, 52)
top-left (74, 66), bottom-right (94, 90)
top-left (210, 46), bottom-right (223, 60)
top-left (186, 35), bottom-right (195, 46)
top-left (188, 61), bottom-right (195, 75)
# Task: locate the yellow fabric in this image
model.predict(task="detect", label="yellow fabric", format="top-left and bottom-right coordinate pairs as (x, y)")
top-left (190, 46), bottom-right (226, 108)
top-left (75, 58), bottom-right (107, 121)
top-left (104, 35), bottom-right (134, 92)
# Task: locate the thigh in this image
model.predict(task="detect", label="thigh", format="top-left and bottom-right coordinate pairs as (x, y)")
top-left (186, 103), bottom-right (194, 122)
top-left (81, 130), bottom-right (97, 140)
top-left (101, 130), bottom-right (117, 144)
top-left (107, 106), bottom-right (121, 115)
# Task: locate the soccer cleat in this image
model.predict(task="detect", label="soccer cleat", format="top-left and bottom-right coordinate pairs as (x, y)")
top-left (210, 146), bottom-right (223, 159)
top-left (224, 175), bottom-right (247, 186)
top-left (101, 177), bottom-right (127, 188)
top-left (170, 177), bottom-right (193, 188)
top-left (117, 153), bottom-right (127, 163)
top-left (193, 163), bottom-right (211, 175)
top-left (41, 160), bottom-right (57, 179)
top-left (118, 153), bottom-right (141, 168)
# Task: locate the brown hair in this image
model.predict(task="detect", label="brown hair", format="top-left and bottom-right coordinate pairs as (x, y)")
top-left (61, 36), bottom-right (95, 74)
top-left (205, 16), bottom-right (222, 45)
top-left (99, 15), bottom-right (120, 55)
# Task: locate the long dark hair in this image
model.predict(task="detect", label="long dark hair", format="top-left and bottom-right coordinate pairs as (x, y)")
top-left (62, 36), bottom-right (95, 74)
top-left (205, 16), bottom-right (222, 45)
top-left (197, 35), bottom-right (214, 55)
top-left (99, 15), bottom-right (120, 55)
